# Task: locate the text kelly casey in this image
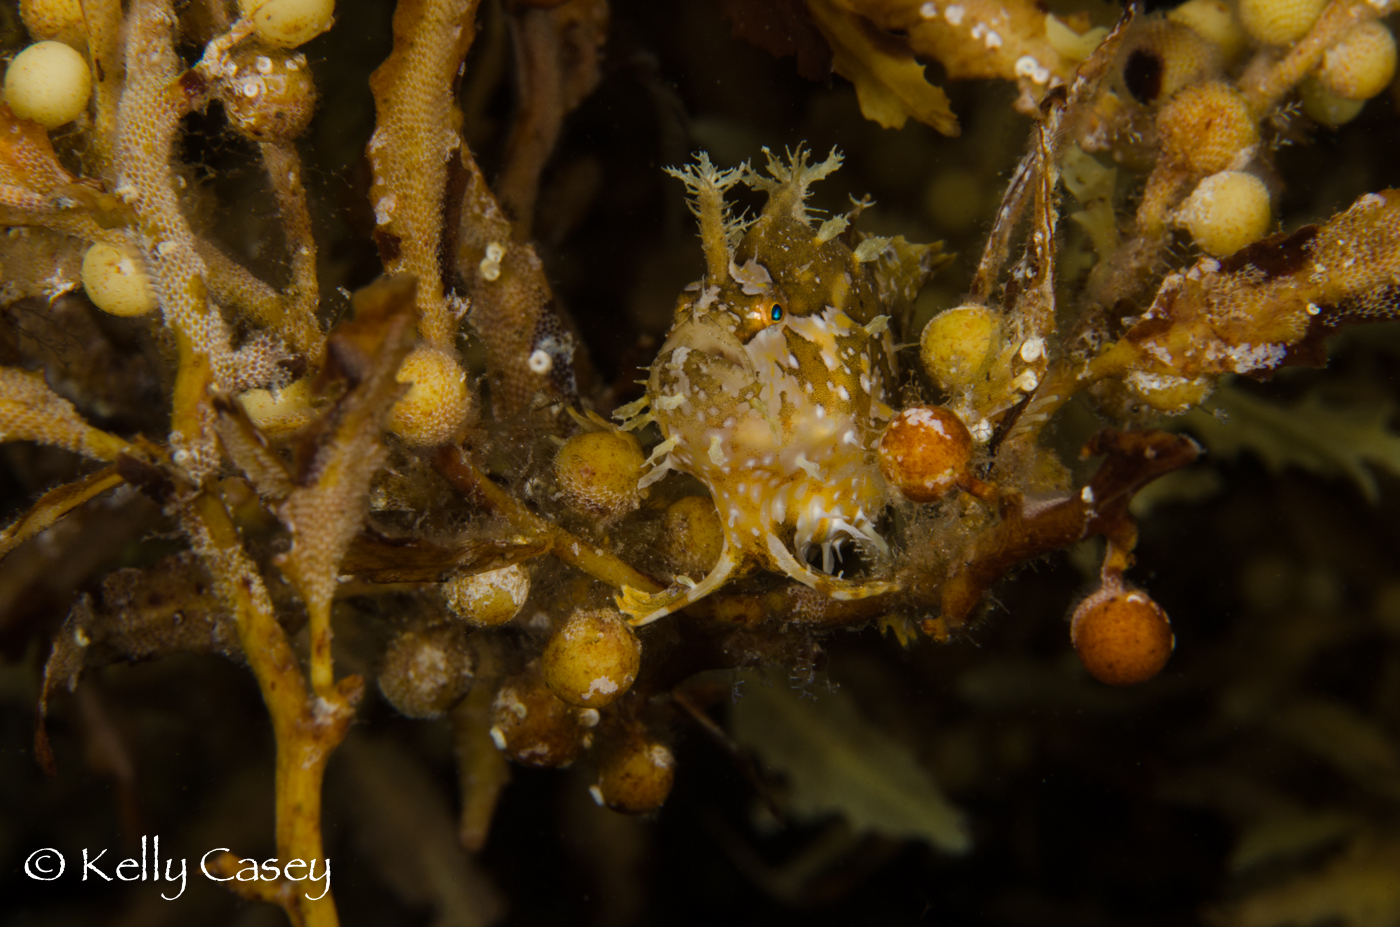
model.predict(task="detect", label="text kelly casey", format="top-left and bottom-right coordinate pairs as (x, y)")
top-left (23, 836), bottom-right (331, 901)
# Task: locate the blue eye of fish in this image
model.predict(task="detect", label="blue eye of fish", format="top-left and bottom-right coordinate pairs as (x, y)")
top-left (770, 305), bottom-right (783, 322)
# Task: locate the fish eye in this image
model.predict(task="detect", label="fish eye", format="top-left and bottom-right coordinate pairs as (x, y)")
top-left (770, 304), bottom-right (783, 322)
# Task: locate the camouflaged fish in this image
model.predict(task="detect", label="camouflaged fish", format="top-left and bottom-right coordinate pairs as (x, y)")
top-left (616, 149), bottom-right (946, 624)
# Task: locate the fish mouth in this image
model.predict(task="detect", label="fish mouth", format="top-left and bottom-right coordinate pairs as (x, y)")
top-left (654, 315), bottom-right (752, 375)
